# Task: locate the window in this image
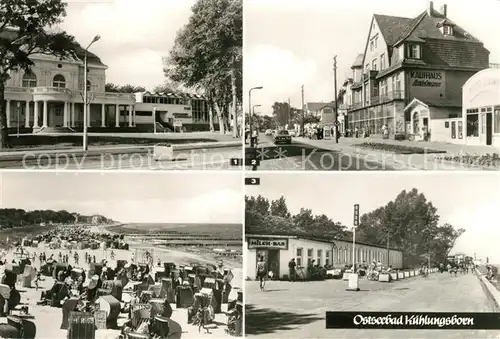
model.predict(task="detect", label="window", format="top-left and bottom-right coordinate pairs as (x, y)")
top-left (325, 251), bottom-right (330, 266)
top-left (407, 44), bottom-right (421, 59)
top-left (380, 79), bottom-right (388, 96)
top-left (380, 53), bottom-right (385, 70)
top-left (307, 249), bottom-right (313, 266)
top-left (466, 112), bottom-right (479, 137)
top-left (22, 72), bottom-right (37, 88)
top-left (317, 250), bottom-right (322, 266)
top-left (392, 76), bottom-right (396, 93)
top-left (52, 74), bottom-right (66, 88)
top-left (443, 25), bottom-right (453, 36)
top-left (372, 59), bottom-right (377, 70)
top-left (494, 108), bottom-right (500, 134)
top-left (86, 80), bottom-right (91, 91)
top-left (365, 63), bottom-right (370, 71)
top-left (296, 248), bottom-right (303, 267)
top-left (395, 74), bottom-right (401, 92)
top-left (374, 36), bottom-right (378, 48)
top-left (370, 40), bottom-right (374, 51)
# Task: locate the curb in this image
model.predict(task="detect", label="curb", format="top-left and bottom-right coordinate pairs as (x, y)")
top-left (475, 269), bottom-right (500, 310)
top-left (0, 142), bottom-right (241, 162)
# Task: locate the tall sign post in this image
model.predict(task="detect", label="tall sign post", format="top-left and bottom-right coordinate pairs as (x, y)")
top-left (348, 204), bottom-right (360, 291)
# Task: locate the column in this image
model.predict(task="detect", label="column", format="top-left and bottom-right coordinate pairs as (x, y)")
top-left (6, 100), bottom-right (10, 128)
top-left (25, 100), bottom-right (30, 127)
top-left (115, 104), bottom-right (120, 127)
top-left (34, 101), bottom-right (39, 127)
top-left (71, 102), bottom-right (75, 127)
top-left (128, 105), bottom-right (133, 127)
top-left (42, 100), bottom-right (48, 127)
top-left (132, 105), bottom-right (136, 126)
top-left (63, 101), bottom-right (68, 127)
top-left (101, 104), bottom-right (106, 127)
top-left (87, 104), bottom-right (91, 127)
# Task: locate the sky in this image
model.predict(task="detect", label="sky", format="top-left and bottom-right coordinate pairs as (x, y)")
top-left (244, 0), bottom-right (500, 115)
top-left (58, 0), bottom-right (196, 90)
top-left (0, 172), bottom-right (243, 224)
top-left (246, 172), bottom-right (500, 263)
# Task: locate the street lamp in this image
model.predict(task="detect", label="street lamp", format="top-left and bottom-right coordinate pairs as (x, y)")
top-left (248, 86), bottom-right (263, 147)
top-left (83, 34), bottom-right (101, 151)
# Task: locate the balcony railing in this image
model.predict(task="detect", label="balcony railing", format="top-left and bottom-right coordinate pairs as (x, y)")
top-left (348, 91), bottom-right (405, 111)
top-left (32, 87), bottom-right (71, 94)
top-left (5, 86), bottom-right (31, 93)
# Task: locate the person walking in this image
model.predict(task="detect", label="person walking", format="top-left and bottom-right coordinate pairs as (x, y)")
top-left (256, 256), bottom-right (267, 291)
top-left (288, 258), bottom-right (296, 282)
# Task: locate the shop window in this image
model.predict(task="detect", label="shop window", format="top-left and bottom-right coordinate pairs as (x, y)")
top-left (325, 251), bottom-right (330, 266)
top-left (296, 248), bottom-right (303, 267)
top-left (494, 109), bottom-right (500, 134)
top-left (466, 114), bottom-right (479, 137)
top-left (317, 250), bottom-right (322, 266)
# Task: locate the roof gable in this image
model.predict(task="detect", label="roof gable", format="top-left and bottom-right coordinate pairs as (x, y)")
top-left (374, 14), bottom-right (414, 46)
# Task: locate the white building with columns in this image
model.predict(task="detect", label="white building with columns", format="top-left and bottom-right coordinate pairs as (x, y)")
top-left (5, 44), bottom-right (138, 132)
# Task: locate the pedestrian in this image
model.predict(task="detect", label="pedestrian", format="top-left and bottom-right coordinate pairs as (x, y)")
top-left (288, 258), bottom-right (296, 282)
top-left (251, 129), bottom-right (258, 147)
top-left (256, 256), bottom-right (267, 291)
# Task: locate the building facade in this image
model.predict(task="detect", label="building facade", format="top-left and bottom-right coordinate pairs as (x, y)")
top-left (245, 234), bottom-right (403, 280)
top-left (344, 2), bottom-right (490, 141)
top-left (462, 68), bottom-right (500, 147)
top-left (4, 38), bottom-right (211, 132)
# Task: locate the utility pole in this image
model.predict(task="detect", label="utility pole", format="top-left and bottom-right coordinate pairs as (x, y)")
top-left (301, 85), bottom-right (305, 137)
top-left (333, 56), bottom-right (339, 143)
top-left (386, 233), bottom-right (390, 268)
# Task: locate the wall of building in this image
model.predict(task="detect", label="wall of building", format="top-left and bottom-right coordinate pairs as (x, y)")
top-left (430, 117), bottom-right (463, 143)
top-left (406, 69), bottom-right (446, 102)
top-left (364, 19), bottom-right (389, 73)
top-left (445, 70), bottom-right (477, 103)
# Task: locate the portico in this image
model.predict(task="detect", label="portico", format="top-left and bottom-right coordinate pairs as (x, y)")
top-left (5, 87), bottom-right (136, 131)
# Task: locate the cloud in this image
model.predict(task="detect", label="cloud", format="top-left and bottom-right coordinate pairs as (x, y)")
top-left (244, 44), bottom-right (317, 113)
top-left (59, 0), bottom-right (195, 89)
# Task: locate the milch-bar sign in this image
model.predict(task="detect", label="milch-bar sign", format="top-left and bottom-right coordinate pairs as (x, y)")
top-left (411, 71), bottom-right (443, 87)
top-left (248, 238), bottom-right (288, 250)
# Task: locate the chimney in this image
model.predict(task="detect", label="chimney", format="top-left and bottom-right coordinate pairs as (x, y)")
top-left (427, 1), bottom-right (434, 16)
top-left (440, 4), bottom-right (447, 17)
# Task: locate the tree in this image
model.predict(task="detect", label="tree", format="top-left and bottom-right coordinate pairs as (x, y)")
top-left (164, 0), bottom-right (242, 136)
top-left (270, 196), bottom-right (291, 219)
top-left (152, 80), bottom-right (186, 94)
top-left (356, 189), bottom-right (464, 267)
top-left (0, 0), bottom-right (79, 148)
top-left (105, 83), bottom-right (145, 93)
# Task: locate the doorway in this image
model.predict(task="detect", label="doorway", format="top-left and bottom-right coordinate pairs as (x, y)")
top-left (255, 249), bottom-right (281, 280)
top-left (486, 112), bottom-right (492, 145)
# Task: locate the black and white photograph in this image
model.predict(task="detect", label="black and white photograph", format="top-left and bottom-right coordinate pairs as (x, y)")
top-left (244, 0), bottom-right (500, 171)
top-left (245, 172), bottom-right (500, 338)
top-left (0, 0), bottom-right (242, 170)
top-left (0, 171), bottom-right (243, 338)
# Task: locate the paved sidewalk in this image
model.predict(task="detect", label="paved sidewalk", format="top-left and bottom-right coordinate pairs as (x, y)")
top-left (296, 137), bottom-right (499, 170)
top-left (246, 272), bottom-right (499, 338)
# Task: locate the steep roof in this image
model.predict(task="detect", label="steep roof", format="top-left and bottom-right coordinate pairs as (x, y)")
top-left (373, 14), bottom-right (414, 46)
top-left (306, 102), bottom-right (336, 112)
top-left (351, 53), bottom-right (365, 68)
top-left (74, 43), bottom-right (106, 66)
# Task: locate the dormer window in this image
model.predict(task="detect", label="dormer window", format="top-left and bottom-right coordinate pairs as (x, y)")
top-left (407, 43), bottom-right (421, 59)
top-left (442, 25), bottom-right (453, 36)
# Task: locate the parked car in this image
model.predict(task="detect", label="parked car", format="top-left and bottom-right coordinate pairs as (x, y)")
top-left (273, 130), bottom-right (292, 144)
top-left (265, 129), bottom-right (273, 136)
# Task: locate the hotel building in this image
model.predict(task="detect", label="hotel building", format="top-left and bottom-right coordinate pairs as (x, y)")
top-left (3, 34), bottom-right (211, 133)
top-left (343, 2), bottom-right (491, 143)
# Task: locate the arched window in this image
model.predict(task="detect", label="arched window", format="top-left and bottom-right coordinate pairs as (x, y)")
top-left (52, 74), bottom-right (66, 88)
top-left (22, 72), bottom-right (37, 88)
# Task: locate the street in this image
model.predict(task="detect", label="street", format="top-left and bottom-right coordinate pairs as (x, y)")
top-left (0, 147), bottom-right (242, 170)
top-left (246, 272), bottom-right (500, 338)
top-left (246, 135), bottom-right (394, 170)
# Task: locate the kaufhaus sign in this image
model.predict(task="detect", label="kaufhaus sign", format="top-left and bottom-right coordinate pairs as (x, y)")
top-left (410, 71), bottom-right (443, 87)
top-left (248, 238), bottom-right (289, 250)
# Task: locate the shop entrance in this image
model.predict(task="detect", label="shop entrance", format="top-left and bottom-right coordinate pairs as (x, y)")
top-left (256, 249), bottom-right (280, 280)
top-left (486, 112), bottom-right (492, 145)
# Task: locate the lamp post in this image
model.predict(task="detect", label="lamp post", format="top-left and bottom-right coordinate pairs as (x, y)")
top-left (83, 34), bottom-right (101, 151)
top-left (248, 86), bottom-right (263, 147)
top-left (16, 102), bottom-right (20, 138)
